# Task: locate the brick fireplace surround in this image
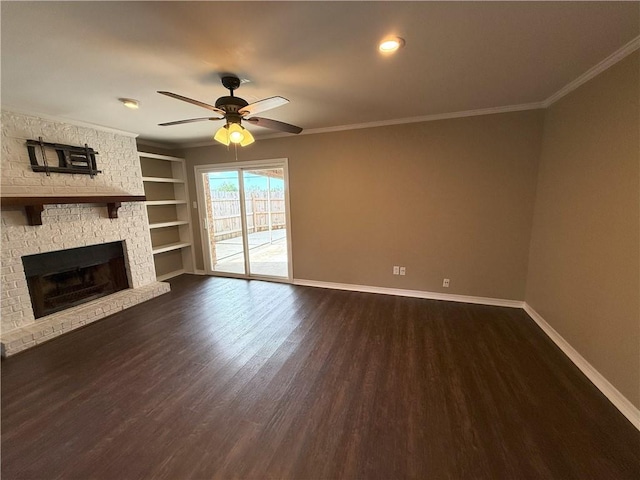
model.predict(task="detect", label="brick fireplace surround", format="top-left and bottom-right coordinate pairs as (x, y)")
top-left (0, 111), bottom-right (170, 356)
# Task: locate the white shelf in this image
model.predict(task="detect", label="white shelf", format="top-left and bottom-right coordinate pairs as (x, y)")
top-left (143, 176), bottom-right (185, 184)
top-left (149, 220), bottom-right (189, 229)
top-left (152, 241), bottom-right (191, 255)
top-left (145, 199), bottom-right (187, 206)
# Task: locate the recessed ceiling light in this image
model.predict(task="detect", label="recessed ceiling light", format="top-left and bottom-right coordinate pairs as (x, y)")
top-left (378, 36), bottom-right (405, 54)
top-left (119, 98), bottom-right (139, 109)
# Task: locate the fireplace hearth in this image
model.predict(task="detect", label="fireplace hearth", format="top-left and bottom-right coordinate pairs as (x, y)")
top-left (22, 242), bottom-right (129, 319)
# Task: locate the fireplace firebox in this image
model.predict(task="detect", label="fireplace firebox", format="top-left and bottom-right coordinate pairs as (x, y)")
top-left (22, 242), bottom-right (129, 319)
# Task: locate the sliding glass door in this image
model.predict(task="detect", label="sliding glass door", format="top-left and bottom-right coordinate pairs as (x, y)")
top-left (196, 159), bottom-right (291, 281)
top-left (202, 169), bottom-right (247, 275)
top-left (242, 168), bottom-right (289, 277)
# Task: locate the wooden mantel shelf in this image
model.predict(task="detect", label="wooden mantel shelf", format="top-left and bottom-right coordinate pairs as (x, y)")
top-left (0, 195), bottom-right (146, 225)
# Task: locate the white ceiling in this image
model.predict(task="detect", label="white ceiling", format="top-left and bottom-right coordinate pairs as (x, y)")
top-left (2, 1), bottom-right (638, 146)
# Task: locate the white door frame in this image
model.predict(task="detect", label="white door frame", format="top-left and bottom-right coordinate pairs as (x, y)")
top-left (194, 158), bottom-right (293, 282)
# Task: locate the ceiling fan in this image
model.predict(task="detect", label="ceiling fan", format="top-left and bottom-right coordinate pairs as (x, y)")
top-left (158, 75), bottom-right (303, 146)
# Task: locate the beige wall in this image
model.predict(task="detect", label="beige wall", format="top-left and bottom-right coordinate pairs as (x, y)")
top-left (526, 52), bottom-right (639, 408)
top-left (185, 110), bottom-right (544, 300)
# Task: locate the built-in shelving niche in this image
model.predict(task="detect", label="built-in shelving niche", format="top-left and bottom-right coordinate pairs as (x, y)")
top-left (139, 152), bottom-right (194, 281)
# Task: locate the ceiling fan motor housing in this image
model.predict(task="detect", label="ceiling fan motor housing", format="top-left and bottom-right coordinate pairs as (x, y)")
top-left (215, 96), bottom-right (249, 118)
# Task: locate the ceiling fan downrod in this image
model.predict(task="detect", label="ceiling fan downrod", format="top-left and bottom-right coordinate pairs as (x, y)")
top-left (215, 76), bottom-right (249, 115)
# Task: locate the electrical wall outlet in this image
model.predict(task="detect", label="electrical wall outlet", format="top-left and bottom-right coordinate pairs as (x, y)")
top-left (393, 266), bottom-right (400, 275)
top-left (443, 278), bottom-right (450, 287)
top-left (399, 267), bottom-right (406, 276)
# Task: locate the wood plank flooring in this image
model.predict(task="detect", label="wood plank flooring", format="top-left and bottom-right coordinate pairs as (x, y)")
top-left (2, 274), bottom-right (639, 479)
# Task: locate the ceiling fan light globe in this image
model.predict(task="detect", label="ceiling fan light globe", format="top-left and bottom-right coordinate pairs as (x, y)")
top-left (214, 125), bottom-right (230, 146)
top-left (228, 123), bottom-right (245, 144)
top-left (229, 131), bottom-right (243, 143)
top-left (240, 128), bottom-right (255, 146)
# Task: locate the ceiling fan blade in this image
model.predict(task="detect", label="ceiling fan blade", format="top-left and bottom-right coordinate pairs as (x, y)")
top-left (158, 91), bottom-right (225, 115)
top-left (158, 117), bottom-right (223, 126)
top-left (239, 96), bottom-right (289, 116)
top-left (246, 116), bottom-right (303, 134)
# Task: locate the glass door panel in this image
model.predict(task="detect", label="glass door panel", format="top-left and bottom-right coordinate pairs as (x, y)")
top-left (242, 168), bottom-right (288, 278)
top-left (202, 170), bottom-right (246, 275)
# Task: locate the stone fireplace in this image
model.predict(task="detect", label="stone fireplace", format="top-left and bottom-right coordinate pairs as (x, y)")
top-left (1, 111), bottom-right (170, 356)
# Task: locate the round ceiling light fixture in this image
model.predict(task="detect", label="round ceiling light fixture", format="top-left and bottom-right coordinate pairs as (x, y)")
top-left (378, 36), bottom-right (405, 54)
top-left (119, 98), bottom-right (140, 109)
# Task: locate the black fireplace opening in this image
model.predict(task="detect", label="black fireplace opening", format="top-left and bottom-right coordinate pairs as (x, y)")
top-left (22, 241), bottom-right (129, 319)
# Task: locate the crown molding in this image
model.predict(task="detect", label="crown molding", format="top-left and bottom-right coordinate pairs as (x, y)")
top-left (177, 102), bottom-right (545, 149)
top-left (299, 102), bottom-right (545, 137)
top-left (1, 107), bottom-right (139, 138)
top-left (543, 35), bottom-right (640, 107)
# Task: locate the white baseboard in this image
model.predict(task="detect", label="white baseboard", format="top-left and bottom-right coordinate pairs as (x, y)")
top-left (156, 269), bottom-right (185, 282)
top-left (292, 278), bottom-right (524, 308)
top-left (524, 303), bottom-right (640, 430)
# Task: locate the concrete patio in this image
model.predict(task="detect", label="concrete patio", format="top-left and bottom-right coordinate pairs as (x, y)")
top-left (211, 229), bottom-right (288, 277)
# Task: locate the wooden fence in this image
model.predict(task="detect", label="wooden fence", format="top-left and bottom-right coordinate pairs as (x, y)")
top-left (205, 190), bottom-right (286, 241)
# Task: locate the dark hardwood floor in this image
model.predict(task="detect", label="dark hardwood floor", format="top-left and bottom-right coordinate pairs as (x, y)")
top-left (2, 274), bottom-right (638, 479)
